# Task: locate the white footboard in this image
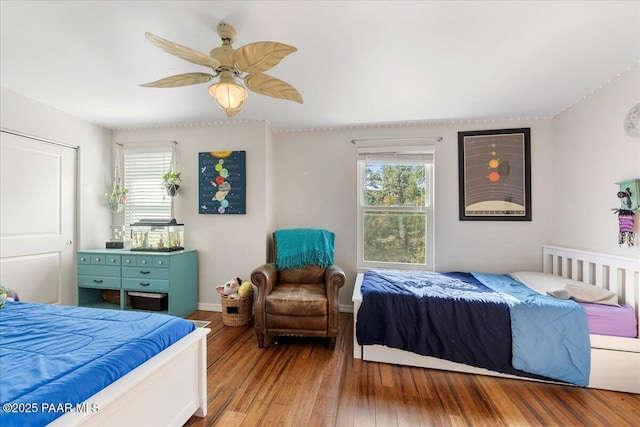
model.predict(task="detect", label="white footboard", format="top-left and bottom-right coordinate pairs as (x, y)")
top-left (50, 327), bottom-right (210, 426)
top-left (353, 246), bottom-right (640, 394)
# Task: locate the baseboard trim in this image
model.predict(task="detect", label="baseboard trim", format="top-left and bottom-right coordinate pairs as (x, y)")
top-left (339, 303), bottom-right (354, 313)
top-left (197, 302), bottom-right (221, 312)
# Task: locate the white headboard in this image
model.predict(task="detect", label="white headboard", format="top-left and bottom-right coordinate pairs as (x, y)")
top-left (542, 245), bottom-right (640, 338)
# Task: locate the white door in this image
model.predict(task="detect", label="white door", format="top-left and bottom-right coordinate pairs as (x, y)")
top-left (0, 130), bottom-right (77, 305)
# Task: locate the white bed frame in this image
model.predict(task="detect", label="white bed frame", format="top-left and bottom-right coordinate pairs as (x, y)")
top-left (353, 246), bottom-right (640, 394)
top-left (49, 327), bottom-right (210, 426)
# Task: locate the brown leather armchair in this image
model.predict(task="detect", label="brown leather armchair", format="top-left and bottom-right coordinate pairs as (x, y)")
top-left (251, 255), bottom-right (345, 350)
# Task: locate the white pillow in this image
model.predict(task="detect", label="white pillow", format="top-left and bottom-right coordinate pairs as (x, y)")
top-left (510, 271), bottom-right (571, 294)
top-left (563, 283), bottom-right (618, 306)
top-left (510, 271), bottom-right (619, 306)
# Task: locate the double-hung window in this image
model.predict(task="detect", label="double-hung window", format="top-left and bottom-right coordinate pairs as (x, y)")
top-left (357, 146), bottom-right (435, 270)
top-left (122, 145), bottom-right (174, 232)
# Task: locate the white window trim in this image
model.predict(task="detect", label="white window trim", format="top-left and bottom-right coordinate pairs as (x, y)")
top-left (356, 145), bottom-right (435, 272)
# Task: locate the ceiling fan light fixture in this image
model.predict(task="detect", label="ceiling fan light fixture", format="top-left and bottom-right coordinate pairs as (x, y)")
top-left (143, 23), bottom-right (302, 117)
top-left (208, 73), bottom-right (248, 112)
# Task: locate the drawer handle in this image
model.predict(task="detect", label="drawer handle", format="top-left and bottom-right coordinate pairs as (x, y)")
top-left (140, 270), bottom-right (150, 275)
top-left (139, 282), bottom-right (150, 287)
top-left (110, 258), bottom-right (116, 263)
top-left (126, 260), bottom-right (131, 264)
top-left (80, 257), bottom-right (86, 262)
top-left (93, 279), bottom-right (103, 284)
top-left (157, 261), bottom-right (163, 265)
top-left (95, 258), bottom-right (101, 262)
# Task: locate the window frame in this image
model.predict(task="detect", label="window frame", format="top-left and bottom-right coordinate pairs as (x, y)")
top-left (356, 145), bottom-right (435, 271)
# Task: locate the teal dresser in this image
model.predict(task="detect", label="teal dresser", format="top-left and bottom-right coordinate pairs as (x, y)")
top-left (77, 249), bottom-right (197, 318)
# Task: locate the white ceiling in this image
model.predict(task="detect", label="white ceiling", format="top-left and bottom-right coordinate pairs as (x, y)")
top-left (1, 1), bottom-right (639, 131)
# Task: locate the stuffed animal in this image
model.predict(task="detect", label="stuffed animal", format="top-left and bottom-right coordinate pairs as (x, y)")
top-left (238, 281), bottom-right (253, 298)
top-left (216, 277), bottom-right (241, 296)
top-left (0, 285), bottom-right (19, 310)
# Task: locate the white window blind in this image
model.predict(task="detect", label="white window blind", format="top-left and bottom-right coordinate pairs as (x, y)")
top-left (123, 146), bottom-right (173, 230)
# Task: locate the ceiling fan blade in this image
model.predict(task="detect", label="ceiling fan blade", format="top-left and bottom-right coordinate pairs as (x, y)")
top-left (232, 42), bottom-right (297, 74)
top-left (140, 72), bottom-right (214, 88)
top-left (244, 73), bottom-right (303, 103)
top-left (145, 32), bottom-right (221, 69)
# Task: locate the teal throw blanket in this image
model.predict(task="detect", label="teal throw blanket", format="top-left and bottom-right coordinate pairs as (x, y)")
top-left (275, 228), bottom-right (335, 270)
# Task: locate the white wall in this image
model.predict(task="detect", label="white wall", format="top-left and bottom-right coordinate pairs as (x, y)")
top-left (275, 120), bottom-right (554, 307)
top-left (0, 87), bottom-right (112, 249)
top-left (112, 122), bottom-right (274, 310)
top-left (552, 66), bottom-right (640, 258)
top-left (264, 126), bottom-right (277, 260)
top-left (6, 65), bottom-right (636, 312)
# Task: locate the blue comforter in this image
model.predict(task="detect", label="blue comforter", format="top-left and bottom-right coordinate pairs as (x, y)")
top-left (0, 301), bottom-right (195, 426)
top-left (356, 270), bottom-right (590, 386)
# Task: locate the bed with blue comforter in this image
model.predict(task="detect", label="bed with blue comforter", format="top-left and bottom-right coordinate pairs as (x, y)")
top-left (356, 270), bottom-right (591, 386)
top-left (0, 301), bottom-right (195, 426)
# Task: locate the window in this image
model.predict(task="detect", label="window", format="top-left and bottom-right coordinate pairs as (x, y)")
top-left (357, 146), bottom-right (435, 270)
top-left (122, 145), bottom-right (173, 231)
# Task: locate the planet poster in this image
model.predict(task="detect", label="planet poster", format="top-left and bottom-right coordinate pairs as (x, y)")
top-left (198, 150), bottom-right (246, 214)
top-left (458, 128), bottom-right (531, 221)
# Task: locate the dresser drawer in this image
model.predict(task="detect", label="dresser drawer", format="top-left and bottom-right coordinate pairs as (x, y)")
top-left (151, 257), bottom-right (169, 268)
top-left (122, 278), bottom-right (169, 292)
top-left (122, 255), bottom-right (136, 266)
top-left (78, 265), bottom-right (121, 277)
top-left (78, 275), bottom-right (121, 289)
top-left (78, 253), bottom-right (91, 265)
top-left (103, 255), bottom-right (121, 266)
top-left (122, 266), bottom-right (169, 280)
top-left (136, 256), bottom-right (154, 267)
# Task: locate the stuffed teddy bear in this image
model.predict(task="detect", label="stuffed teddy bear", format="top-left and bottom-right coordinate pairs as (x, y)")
top-left (216, 277), bottom-right (241, 297)
top-left (238, 281), bottom-right (253, 298)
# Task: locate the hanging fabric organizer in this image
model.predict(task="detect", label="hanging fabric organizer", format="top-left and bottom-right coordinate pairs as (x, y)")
top-left (617, 210), bottom-right (636, 247)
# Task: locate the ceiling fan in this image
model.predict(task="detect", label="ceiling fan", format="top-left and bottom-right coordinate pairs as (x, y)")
top-left (141, 22), bottom-right (303, 117)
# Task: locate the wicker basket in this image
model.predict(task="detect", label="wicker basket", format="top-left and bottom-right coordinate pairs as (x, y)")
top-left (221, 293), bottom-right (254, 326)
top-left (102, 290), bottom-right (131, 306)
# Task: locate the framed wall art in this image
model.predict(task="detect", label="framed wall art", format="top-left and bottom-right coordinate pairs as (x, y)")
top-left (198, 150), bottom-right (246, 214)
top-left (458, 128), bottom-right (531, 221)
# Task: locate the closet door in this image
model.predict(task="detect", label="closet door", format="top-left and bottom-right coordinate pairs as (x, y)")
top-left (0, 130), bottom-right (77, 305)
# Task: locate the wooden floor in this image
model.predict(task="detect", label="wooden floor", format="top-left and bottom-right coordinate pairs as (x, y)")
top-left (184, 311), bottom-right (640, 427)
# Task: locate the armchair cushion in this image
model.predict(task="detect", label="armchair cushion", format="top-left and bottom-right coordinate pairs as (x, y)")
top-left (266, 283), bottom-right (328, 316)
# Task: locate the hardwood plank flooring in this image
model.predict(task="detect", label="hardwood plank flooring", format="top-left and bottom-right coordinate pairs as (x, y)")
top-left (184, 312), bottom-right (640, 427)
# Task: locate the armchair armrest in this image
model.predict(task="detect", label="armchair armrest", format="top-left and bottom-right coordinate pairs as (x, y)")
top-left (251, 263), bottom-right (277, 296)
top-left (325, 265), bottom-right (346, 337)
top-left (325, 265), bottom-right (346, 293)
top-left (251, 263), bottom-right (278, 337)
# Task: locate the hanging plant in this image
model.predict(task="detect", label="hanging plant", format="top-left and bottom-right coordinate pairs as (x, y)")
top-left (162, 144), bottom-right (181, 197)
top-left (105, 145), bottom-right (127, 213)
top-left (104, 183), bottom-right (128, 213)
top-left (162, 172), bottom-right (182, 196)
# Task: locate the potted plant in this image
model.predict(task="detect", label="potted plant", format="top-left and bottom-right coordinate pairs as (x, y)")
top-left (104, 184), bottom-right (128, 213)
top-left (162, 172), bottom-right (182, 196)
